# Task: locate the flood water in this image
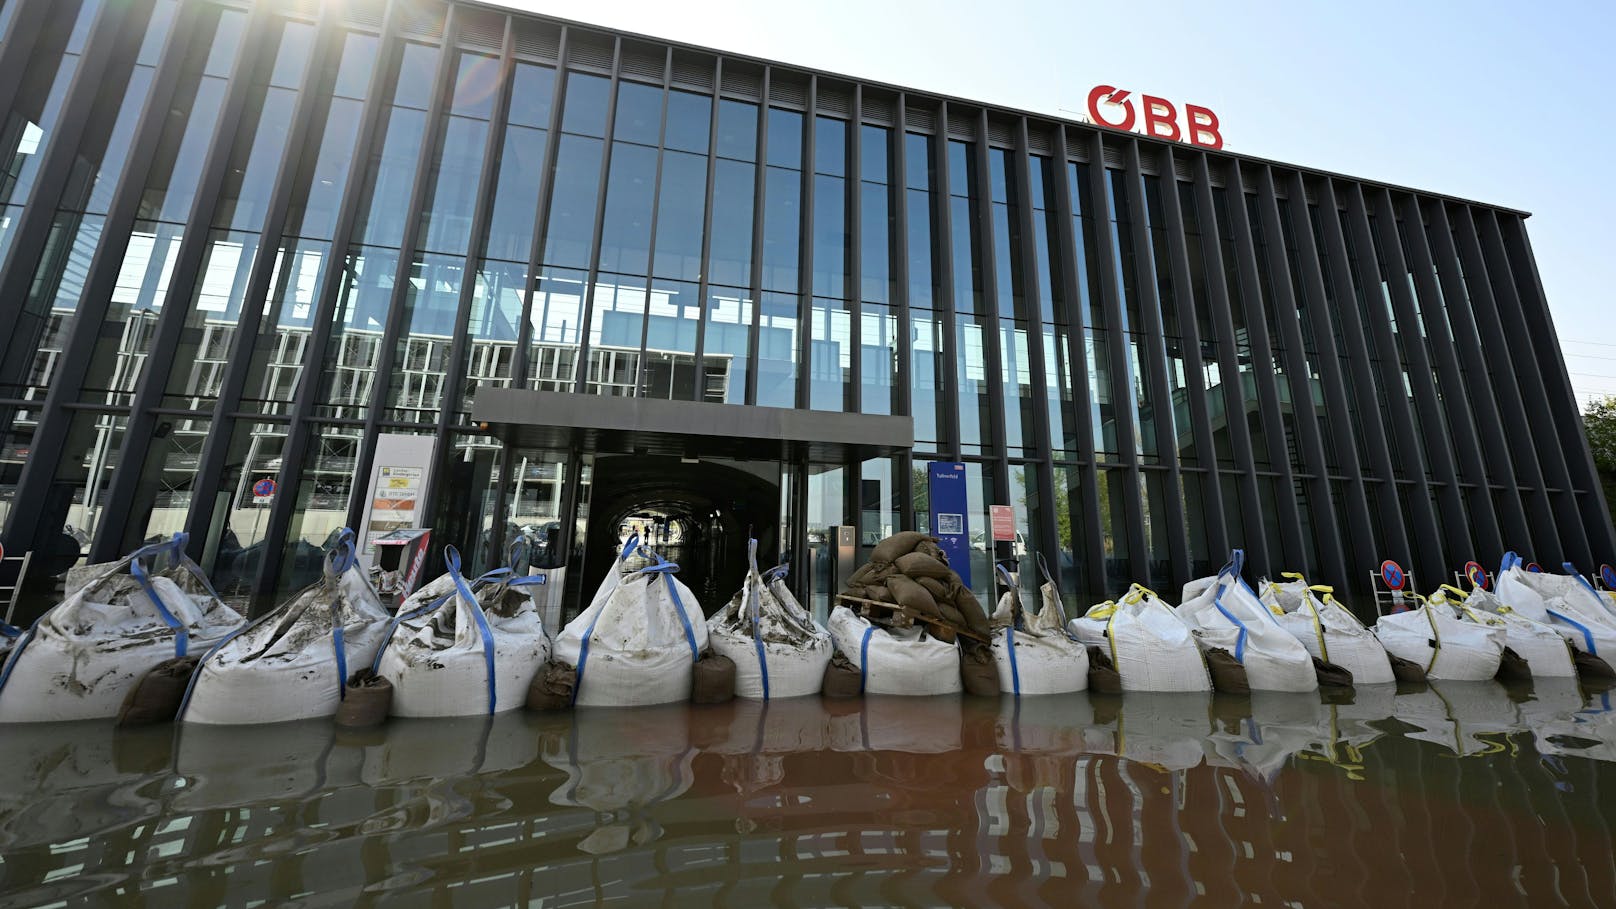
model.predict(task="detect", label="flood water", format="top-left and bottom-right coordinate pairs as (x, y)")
top-left (2, 682), bottom-right (1616, 907)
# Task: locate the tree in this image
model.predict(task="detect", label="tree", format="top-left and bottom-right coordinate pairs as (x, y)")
top-left (1584, 396), bottom-right (1616, 522)
top-left (1586, 395), bottom-right (1616, 474)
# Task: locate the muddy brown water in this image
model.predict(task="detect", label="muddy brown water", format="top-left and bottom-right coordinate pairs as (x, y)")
top-left (2, 682), bottom-right (1615, 907)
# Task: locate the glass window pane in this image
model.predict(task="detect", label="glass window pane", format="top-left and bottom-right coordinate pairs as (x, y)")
top-left (716, 99), bottom-right (757, 161)
top-left (612, 80), bottom-right (662, 146)
top-left (813, 116), bottom-right (845, 177)
top-left (701, 286), bottom-right (752, 405)
top-left (541, 134), bottom-right (603, 268)
top-left (561, 72), bottom-right (610, 137)
top-left (859, 303), bottom-right (895, 416)
top-left (419, 115), bottom-right (489, 255)
top-left (708, 158), bottom-right (754, 288)
top-left (664, 90), bottom-right (710, 154)
top-left (756, 291), bottom-right (798, 409)
top-left (528, 267), bottom-right (585, 392)
top-left (859, 181), bottom-right (890, 304)
top-left (384, 254), bottom-right (465, 422)
top-left (460, 260), bottom-right (528, 414)
top-left (449, 51), bottom-right (499, 118)
top-left (809, 297), bottom-right (849, 411)
top-left (596, 141), bottom-right (658, 275)
top-left (766, 108), bottom-right (802, 169)
top-left (483, 124), bottom-right (547, 262)
top-left (507, 63), bottom-right (555, 129)
top-left (652, 150), bottom-right (705, 281)
top-left (761, 165), bottom-right (800, 292)
top-left (911, 312), bottom-right (944, 447)
top-left (811, 173), bottom-right (845, 299)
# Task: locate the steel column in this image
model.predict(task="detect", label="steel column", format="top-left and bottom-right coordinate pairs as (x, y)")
top-left (509, 29), bottom-right (571, 389)
top-left (1012, 119), bottom-right (1060, 580)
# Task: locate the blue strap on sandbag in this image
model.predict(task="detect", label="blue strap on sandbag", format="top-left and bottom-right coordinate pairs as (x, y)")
top-left (572, 536), bottom-right (642, 705)
top-left (327, 531), bottom-right (358, 701)
top-left (1547, 608), bottom-right (1598, 655)
top-left (859, 625), bottom-right (874, 694)
top-left (370, 589), bottom-right (457, 672)
top-left (445, 546), bottom-right (498, 715)
top-left (1212, 593), bottom-right (1249, 662)
top-left (1218, 549), bottom-right (1246, 580)
top-left (177, 603), bottom-right (280, 721)
top-left (1565, 562), bottom-right (1605, 602)
top-left (747, 539), bottom-right (770, 700)
top-left (642, 555), bottom-right (699, 663)
top-left (130, 556), bottom-right (188, 659)
top-left (0, 617), bottom-right (43, 697)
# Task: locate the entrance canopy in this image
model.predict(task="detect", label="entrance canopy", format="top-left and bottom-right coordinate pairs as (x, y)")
top-left (471, 388), bottom-right (914, 460)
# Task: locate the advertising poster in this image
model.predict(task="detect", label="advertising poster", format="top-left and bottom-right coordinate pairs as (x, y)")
top-left (358, 434), bottom-right (437, 560)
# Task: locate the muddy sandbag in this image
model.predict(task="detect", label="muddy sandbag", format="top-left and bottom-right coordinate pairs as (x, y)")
top-left (526, 661), bottom-right (577, 711)
top-left (863, 584), bottom-right (894, 604)
top-left (1388, 654), bottom-right (1427, 683)
top-left (847, 561), bottom-right (894, 590)
top-left (886, 575), bottom-right (942, 619)
top-left (917, 577), bottom-right (951, 603)
top-left (1312, 657), bottom-right (1354, 688)
top-left (871, 532), bottom-right (933, 565)
top-left (959, 642), bottom-right (1000, 697)
top-left (1494, 646), bottom-right (1533, 683)
top-left (1205, 648), bottom-right (1250, 695)
top-left (1086, 646), bottom-right (1123, 694)
top-left (948, 580), bottom-right (991, 637)
top-left (334, 669), bottom-right (393, 727)
top-left (692, 653), bottom-right (737, 704)
top-left (822, 652), bottom-right (863, 699)
top-left (1573, 649), bottom-right (1616, 681)
top-left (116, 656), bottom-right (201, 727)
top-left (936, 603), bottom-right (967, 628)
top-left (915, 540), bottom-right (948, 565)
top-left (841, 585), bottom-right (868, 602)
top-left (895, 552), bottom-right (954, 580)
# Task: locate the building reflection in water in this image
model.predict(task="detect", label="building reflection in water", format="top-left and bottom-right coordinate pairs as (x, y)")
top-left (1, 682), bottom-right (1615, 905)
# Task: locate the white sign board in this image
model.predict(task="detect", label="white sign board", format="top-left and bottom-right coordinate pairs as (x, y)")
top-left (357, 433), bottom-right (437, 564)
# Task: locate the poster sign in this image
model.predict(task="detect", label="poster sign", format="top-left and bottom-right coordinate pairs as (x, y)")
top-left (1464, 561), bottom-right (1489, 590)
top-left (928, 461), bottom-right (971, 587)
top-left (1379, 559), bottom-right (1405, 590)
top-left (252, 477), bottom-right (276, 504)
top-left (358, 433), bottom-right (437, 560)
top-left (990, 505), bottom-right (1015, 543)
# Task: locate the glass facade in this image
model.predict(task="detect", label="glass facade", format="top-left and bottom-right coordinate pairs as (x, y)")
top-left (0, 0), bottom-right (1608, 613)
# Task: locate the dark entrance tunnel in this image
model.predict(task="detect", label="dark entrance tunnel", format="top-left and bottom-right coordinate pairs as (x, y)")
top-left (582, 456), bottom-right (781, 615)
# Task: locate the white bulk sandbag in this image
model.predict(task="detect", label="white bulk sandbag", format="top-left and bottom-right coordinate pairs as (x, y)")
top-left (1494, 553), bottom-right (1616, 658)
top-left (1374, 597), bottom-right (1505, 680)
top-left (182, 531), bottom-right (393, 724)
top-left (0, 534), bottom-right (244, 723)
top-left (1069, 585), bottom-right (1211, 692)
top-left (989, 565), bottom-right (1087, 696)
top-left (0, 624), bottom-right (18, 663)
top-left (1431, 584), bottom-right (1577, 678)
top-left (554, 538), bottom-right (708, 708)
top-left (828, 606), bottom-right (962, 696)
top-left (1180, 552), bottom-right (1318, 692)
top-left (1261, 574), bottom-right (1395, 685)
top-left (709, 541), bottom-right (831, 699)
top-left (374, 546), bottom-right (550, 717)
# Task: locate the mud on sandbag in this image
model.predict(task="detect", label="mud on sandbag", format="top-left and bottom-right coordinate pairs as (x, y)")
top-left (885, 575), bottom-right (942, 619)
top-left (871, 531), bottom-right (934, 566)
top-left (894, 552), bottom-right (953, 580)
top-left (822, 652), bottom-right (863, 698)
top-left (334, 669), bottom-right (394, 727)
top-left (526, 661), bottom-right (577, 712)
top-left (1312, 657), bottom-right (1354, 688)
top-left (692, 653), bottom-right (737, 704)
top-left (915, 539), bottom-right (948, 565)
top-left (1573, 649), bottom-right (1616, 681)
top-left (117, 656), bottom-right (201, 727)
top-left (916, 577), bottom-right (951, 603)
top-left (959, 641), bottom-right (999, 697)
top-left (1494, 646), bottom-right (1532, 683)
top-left (1388, 654), bottom-right (1428, 684)
top-left (862, 584), bottom-right (894, 604)
top-left (1204, 648), bottom-right (1250, 695)
top-left (1086, 646), bottom-right (1123, 695)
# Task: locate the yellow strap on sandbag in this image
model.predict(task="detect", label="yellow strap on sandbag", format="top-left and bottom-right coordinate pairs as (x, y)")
top-left (1307, 584), bottom-right (1334, 595)
top-left (1304, 595), bottom-right (1330, 662)
top-left (1086, 600), bottom-right (1117, 620)
top-left (1421, 598), bottom-right (1442, 674)
top-left (1281, 572), bottom-right (1306, 581)
top-left (1439, 584), bottom-right (1469, 601)
top-left (1121, 585), bottom-right (1157, 605)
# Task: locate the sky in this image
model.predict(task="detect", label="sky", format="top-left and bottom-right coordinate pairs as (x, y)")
top-left (495, 0), bottom-right (1616, 408)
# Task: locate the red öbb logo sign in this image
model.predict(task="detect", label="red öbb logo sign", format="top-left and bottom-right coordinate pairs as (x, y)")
top-left (1085, 85), bottom-right (1223, 149)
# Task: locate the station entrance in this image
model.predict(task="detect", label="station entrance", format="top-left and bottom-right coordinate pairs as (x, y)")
top-left (583, 456), bottom-right (781, 612)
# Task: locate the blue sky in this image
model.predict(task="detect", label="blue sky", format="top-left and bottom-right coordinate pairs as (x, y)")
top-left (501, 0), bottom-right (1616, 407)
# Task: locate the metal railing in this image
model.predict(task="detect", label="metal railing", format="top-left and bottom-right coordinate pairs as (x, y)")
top-left (3, 550), bottom-right (33, 625)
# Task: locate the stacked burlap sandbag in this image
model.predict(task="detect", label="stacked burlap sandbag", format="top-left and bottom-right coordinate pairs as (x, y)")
top-left (830, 531), bottom-right (994, 696)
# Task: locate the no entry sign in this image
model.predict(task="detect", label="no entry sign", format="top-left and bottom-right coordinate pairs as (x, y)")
top-left (1464, 561), bottom-right (1489, 590)
top-left (253, 477), bottom-right (276, 504)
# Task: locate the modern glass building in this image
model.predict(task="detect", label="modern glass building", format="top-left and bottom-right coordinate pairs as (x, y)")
top-left (1, 0), bottom-right (1610, 617)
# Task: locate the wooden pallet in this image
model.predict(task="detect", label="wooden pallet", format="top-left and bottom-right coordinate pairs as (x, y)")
top-left (835, 594), bottom-right (990, 646)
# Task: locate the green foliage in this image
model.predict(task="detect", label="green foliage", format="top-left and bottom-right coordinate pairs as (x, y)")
top-left (1585, 395), bottom-right (1616, 474)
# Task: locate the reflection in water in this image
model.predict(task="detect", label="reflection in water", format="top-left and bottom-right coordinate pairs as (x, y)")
top-left (2, 683), bottom-right (1616, 905)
